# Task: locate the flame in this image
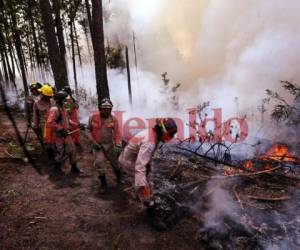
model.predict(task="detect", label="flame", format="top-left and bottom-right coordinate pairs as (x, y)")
top-left (261, 144), bottom-right (296, 162)
top-left (243, 160), bottom-right (253, 171)
top-left (224, 144), bottom-right (298, 176)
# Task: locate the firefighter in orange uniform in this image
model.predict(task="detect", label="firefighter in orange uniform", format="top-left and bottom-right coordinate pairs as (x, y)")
top-left (62, 87), bottom-right (81, 148)
top-left (88, 98), bottom-right (122, 193)
top-left (45, 90), bottom-right (83, 175)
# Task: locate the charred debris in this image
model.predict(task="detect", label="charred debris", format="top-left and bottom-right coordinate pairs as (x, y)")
top-left (147, 138), bottom-right (300, 249)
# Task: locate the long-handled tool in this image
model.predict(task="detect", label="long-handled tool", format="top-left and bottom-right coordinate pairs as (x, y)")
top-left (24, 125), bottom-right (30, 144)
top-left (67, 127), bottom-right (82, 135)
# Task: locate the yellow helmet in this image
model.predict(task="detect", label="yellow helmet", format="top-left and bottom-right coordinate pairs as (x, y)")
top-left (38, 85), bottom-right (54, 97)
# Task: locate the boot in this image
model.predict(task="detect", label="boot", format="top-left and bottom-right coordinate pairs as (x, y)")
top-left (99, 175), bottom-right (107, 194)
top-left (115, 170), bottom-right (124, 185)
top-left (54, 163), bottom-right (64, 175)
top-left (70, 163), bottom-right (84, 175)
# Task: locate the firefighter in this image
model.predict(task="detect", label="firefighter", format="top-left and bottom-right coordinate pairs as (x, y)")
top-left (32, 84), bottom-right (55, 155)
top-left (62, 87), bottom-right (81, 149)
top-left (62, 86), bottom-right (78, 109)
top-left (88, 98), bottom-right (122, 193)
top-left (118, 118), bottom-right (177, 203)
top-left (24, 82), bottom-right (42, 125)
top-left (45, 90), bottom-right (83, 175)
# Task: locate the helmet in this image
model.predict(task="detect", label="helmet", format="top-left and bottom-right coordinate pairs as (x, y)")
top-left (63, 96), bottom-right (76, 112)
top-left (54, 90), bottom-right (68, 101)
top-left (157, 118), bottom-right (177, 135)
top-left (30, 82), bottom-right (42, 90)
top-left (100, 98), bottom-right (113, 108)
top-left (39, 85), bottom-right (54, 97)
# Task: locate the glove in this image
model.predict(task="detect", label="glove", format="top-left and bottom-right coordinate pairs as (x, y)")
top-left (143, 198), bottom-right (155, 208)
top-left (113, 144), bottom-right (123, 156)
top-left (92, 143), bottom-right (102, 151)
top-left (57, 128), bottom-right (69, 138)
top-left (138, 186), bottom-right (151, 200)
top-left (79, 123), bottom-right (86, 130)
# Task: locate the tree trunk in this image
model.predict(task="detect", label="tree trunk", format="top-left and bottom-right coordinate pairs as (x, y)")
top-left (0, 64), bottom-right (3, 83)
top-left (27, 0), bottom-right (42, 67)
top-left (52, 0), bottom-right (66, 60)
top-left (3, 43), bottom-right (15, 86)
top-left (39, 0), bottom-right (68, 90)
top-left (73, 23), bottom-right (82, 66)
top-left (85, 0), bottom-right (93, 35)
top-left (70, 21), bottom-right (78, 97)
top-left (8, 43), bottom-right (16, 78)
top-left (0, 49), bottom-right (9, 83)
top-left (1, 17), bottom-right (16, 86)
top-left (125, 46), bottom-right (132, 106)
top-left (9, 7), bottom-right (29, 95)
top-left (26, 31), bottom-right (35, 70)
top-left (91, 0), bottom-right (109, 106)
top-left (12, 41), bottom-right (24, 93)
top-left (84, 0), bottom-right (93, 62)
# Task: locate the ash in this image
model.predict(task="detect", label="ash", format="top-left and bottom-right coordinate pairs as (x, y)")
top-left (147, 143), bottom-right (300, 250)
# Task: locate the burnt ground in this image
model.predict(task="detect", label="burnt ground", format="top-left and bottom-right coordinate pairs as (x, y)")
top-left (0, 109), bottom-right (201, 250)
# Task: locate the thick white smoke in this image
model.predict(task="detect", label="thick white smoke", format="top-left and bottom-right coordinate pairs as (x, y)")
top-left (100, 0), bottom-right (300, 143)
top-left (20, 0), bottom-right (300, 145)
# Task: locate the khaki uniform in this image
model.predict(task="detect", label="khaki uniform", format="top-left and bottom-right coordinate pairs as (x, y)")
top-left (24, 95), bottom-right (39, 124)
top-left (119, 129), bottom-right (158, 188)
top-left (89, 112), bottom-right (121, 176)
top-left (45, 106), bottom-right (76, 165)
top-left (32, 96), bottom-right (55, 139)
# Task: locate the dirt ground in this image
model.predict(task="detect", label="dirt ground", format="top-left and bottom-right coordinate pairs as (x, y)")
top-left (0, 109), bottom-right (201, 250)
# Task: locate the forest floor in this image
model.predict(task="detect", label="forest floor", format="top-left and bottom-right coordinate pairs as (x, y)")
top-left (1, 107), bottom-right (300, 250)
top-left (0, 108), bottom-right (201, 250)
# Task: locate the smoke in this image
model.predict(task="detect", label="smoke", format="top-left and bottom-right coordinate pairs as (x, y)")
top-left (10, 0), bottom-right (300, 146)
top-left (192, 179), bottom-right (300, 249)
top-left (96, 0), bottom-right (300, 144)
top-left (202, 180), bottom-right (239, 229)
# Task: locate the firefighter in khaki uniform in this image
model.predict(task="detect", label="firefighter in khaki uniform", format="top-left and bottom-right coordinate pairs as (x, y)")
top-left (119, 118), bottom-right (178, 203)
top-left (32, 85), bottom-right (55, 137)
top-left (45, 90), bottom-right (83, 175)
top-left (32, 84), bottom-right (56, 158)
top-left (88, 98), bottom-right (122, 193)
top-left (24, 82), bottom-right (42, 125)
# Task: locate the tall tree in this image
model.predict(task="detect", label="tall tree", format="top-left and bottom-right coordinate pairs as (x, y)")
top-left (52, 0), bottom-right (66, 61)
top-left (84, 0), bottom-right (92, 35)
top-left (27, 0), bottom-right (42, 68)
top-left (7, 1), bottom-right (28, 94)
top-left (91, 0), bottom-right (109, 106)
top-left (67, 0), bottom-right (81, 97)
top-left (39, 0), bottom-right (68, 90)
top-left (0, 49), bottom-right (9, 83)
